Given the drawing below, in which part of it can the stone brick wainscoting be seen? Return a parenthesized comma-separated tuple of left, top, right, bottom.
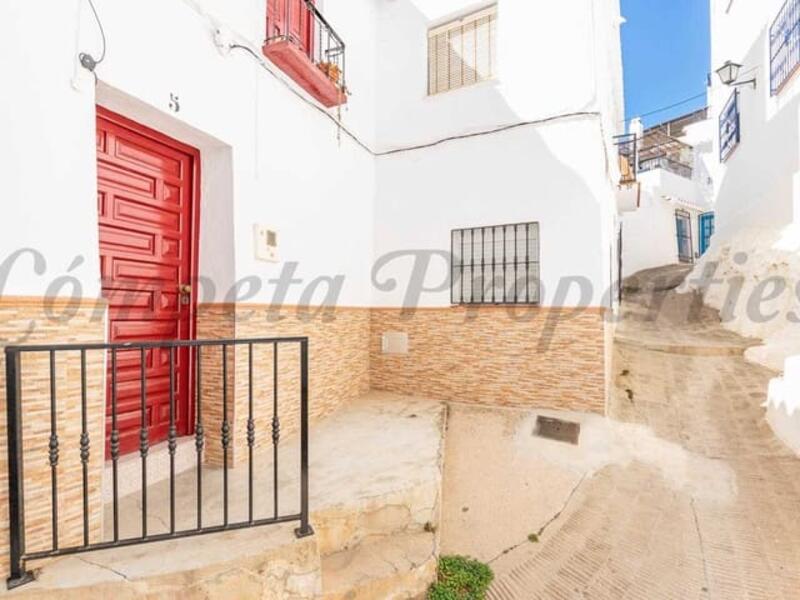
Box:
(196, 304, 371, 467)
(0, 297, 107, 580)
(0, 299, 608, 583)
(370, 306, 608, 414)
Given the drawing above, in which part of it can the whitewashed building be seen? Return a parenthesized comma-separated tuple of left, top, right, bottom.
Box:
(689, 0, 800, 454)
(620, 109, 717, 278)
(0, 0, 625, 593)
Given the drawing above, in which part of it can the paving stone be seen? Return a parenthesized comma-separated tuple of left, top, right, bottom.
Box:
(484, 267, 800, 599)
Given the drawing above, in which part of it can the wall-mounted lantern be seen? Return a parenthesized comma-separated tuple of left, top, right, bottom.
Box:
(715, 60, 756, 89)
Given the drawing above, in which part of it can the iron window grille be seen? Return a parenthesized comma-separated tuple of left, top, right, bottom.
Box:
(719, 89, 740, 162)
(770, 0, 800, 95)
(428, 5, 497, 95)
(451, 222, 540, 305)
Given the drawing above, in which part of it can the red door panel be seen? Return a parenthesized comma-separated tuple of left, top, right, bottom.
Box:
(268, 0, 315, 56)
(97, 107, 199, 457)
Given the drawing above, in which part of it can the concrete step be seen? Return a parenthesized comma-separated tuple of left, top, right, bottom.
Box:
(308, 394, 446, 557)
(321, 532, 437, 600)
(9, 524, 322, 599)
(614, 334, 750, 356)
(312, 477, 440, 557)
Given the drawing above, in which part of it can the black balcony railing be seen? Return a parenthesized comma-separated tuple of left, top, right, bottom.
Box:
(5, 337, 312, 590)
(266, 0, 346, 92)
(638, 154, 693, 179)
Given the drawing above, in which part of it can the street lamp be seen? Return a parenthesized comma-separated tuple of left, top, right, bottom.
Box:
(715, 60, 756, 89)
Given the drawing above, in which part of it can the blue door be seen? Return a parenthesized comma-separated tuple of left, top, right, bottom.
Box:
(699, 212, 715, 256)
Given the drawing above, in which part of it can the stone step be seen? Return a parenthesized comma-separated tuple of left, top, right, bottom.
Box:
(312, 478, 440, 557)
(321, 532, 437, 600)
(615, 334, 750, 356)
(8, 524, 322, 599)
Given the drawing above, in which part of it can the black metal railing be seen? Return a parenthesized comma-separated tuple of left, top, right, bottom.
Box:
(266, 0, 346, 92)
(638, 154, 693, 179)
(719, 89, 740, 162)
(770, 0, 800, 95)
(5, 337, 312, 589)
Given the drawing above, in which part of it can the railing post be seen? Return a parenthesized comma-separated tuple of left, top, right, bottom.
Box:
(285, 0, 290, 40)
(5, 348, 34, 589)
(294, 339, 314, 539)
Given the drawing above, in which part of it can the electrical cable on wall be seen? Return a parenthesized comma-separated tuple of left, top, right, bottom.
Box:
(82, 1, 614, 164)
(229, 42, 602, 158)
(622, 91, 707, 124)
(78, 0, 107, 74)
(71, 0, 720, 163)
(623, 63, 760, 128)
(181, 0, 621, 162)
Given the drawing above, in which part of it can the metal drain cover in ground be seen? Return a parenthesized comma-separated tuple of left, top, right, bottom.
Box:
(535, 415, 580, 445)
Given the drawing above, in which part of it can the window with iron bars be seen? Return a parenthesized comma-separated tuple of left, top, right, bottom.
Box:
(428, 5, 497, 95)
(719, 89, 740, 162)
(770, 0, 800, 95)
(451, 222, 540, 305)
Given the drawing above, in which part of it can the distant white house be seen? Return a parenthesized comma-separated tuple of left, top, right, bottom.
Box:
(619, 109, 716, 278)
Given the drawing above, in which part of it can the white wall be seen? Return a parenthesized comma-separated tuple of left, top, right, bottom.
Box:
(620, 113, 716, 279)
(374, 117, 613, 307)
(0, 0, 377, 305)
(0, 0, 102, 298)
(372, 0, 624, 307)
(621, 190, 706, 278)
(0, 0, 624, 310)
(374, 0, 623, 149)
(709, 0, 800, 240)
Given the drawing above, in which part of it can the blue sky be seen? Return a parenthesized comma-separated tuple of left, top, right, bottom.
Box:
(621, 0, 710, 127)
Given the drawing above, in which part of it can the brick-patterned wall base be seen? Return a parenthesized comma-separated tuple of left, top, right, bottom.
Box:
(0, 298, 607, 580)
(369, 306, 608, 414)
(196, 305, 236, 466)
(197, 305, 371, 466)
(0, 298, 107, 580)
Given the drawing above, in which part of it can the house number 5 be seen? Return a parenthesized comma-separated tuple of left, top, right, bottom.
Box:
(169, 93, 181, 113)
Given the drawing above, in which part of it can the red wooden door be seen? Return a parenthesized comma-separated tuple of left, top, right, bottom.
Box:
(268, 0, 315, 56)
(96, 107, 199, 456)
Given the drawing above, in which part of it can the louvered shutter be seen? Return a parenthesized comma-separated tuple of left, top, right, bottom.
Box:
(428, 5, 497, 95)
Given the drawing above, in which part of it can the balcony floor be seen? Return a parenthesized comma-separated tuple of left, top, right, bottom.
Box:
(263, 40, 346, 108)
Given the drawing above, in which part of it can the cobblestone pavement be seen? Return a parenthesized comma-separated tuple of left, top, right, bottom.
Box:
(487, 266, 800, 599)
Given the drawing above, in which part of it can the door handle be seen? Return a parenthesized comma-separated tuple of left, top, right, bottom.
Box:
(179, 284, 192, 295)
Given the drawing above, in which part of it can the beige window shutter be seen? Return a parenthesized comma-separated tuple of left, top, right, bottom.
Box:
(428, 5, 497, 95)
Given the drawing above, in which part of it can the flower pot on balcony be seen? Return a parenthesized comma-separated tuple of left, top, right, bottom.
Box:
(318, 62, 341, 85)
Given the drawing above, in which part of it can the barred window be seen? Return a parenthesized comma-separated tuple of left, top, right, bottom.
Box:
(770, 0, 800, 95)
(428, 5, 497, 95)
(451, 223, 540, 305)
(719, 89, 740, 162)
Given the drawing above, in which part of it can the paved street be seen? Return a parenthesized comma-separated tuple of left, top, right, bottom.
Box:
(481, 266, 800, 599)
